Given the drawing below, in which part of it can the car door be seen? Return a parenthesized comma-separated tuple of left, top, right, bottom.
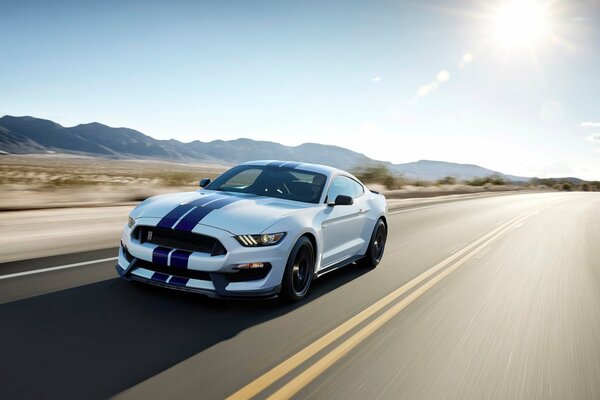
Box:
(320, 176, 369, 268)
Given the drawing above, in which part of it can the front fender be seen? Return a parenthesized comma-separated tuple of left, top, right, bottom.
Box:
(261, 215, 323, 273)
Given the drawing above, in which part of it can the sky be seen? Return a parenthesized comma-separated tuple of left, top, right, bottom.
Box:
(1, 0, 600, 179)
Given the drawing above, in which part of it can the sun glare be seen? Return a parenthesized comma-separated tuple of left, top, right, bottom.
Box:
(493, 1, 550, 48)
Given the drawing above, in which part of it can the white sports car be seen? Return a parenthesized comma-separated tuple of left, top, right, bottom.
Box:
(116, 160, 387, 301)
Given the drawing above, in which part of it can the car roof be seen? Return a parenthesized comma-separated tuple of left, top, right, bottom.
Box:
(239, 160, 347, 177)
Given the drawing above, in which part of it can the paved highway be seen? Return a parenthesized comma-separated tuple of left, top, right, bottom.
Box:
(1, 192, 599, 399)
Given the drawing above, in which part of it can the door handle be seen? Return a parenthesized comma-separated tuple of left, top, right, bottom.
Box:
(358, 208, 369, 214)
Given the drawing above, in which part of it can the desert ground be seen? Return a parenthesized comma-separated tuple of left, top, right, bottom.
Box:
(0, 154, 228, 210)
(0, 154, 532, 210)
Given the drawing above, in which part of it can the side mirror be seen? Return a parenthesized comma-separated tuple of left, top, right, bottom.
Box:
(331, 194, 354, 206)
(199, 178, 212, 188)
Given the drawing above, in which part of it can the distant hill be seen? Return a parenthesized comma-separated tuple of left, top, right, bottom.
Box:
(0, 115, 531, 181)
(388, 160, 526, 181)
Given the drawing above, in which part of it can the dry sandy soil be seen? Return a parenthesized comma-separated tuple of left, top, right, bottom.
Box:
(0, 154, 529, 210)
(0, 154, 228, 210)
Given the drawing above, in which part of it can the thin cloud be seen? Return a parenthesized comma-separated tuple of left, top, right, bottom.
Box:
(372, 76, 381, 83)
(586, 133, 600, 143)
(581, 121, 600, 128)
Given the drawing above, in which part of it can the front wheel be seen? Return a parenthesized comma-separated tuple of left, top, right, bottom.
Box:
(280, 236, 315, 302)
(359, 219, 387, 268)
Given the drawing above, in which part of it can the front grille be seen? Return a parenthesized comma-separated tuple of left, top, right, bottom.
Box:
(133, 226, 227, 256)
(135, 259, 212, 281)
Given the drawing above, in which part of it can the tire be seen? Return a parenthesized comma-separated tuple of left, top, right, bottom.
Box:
(359, 219, 387, 268)
(280, 236, 315, 302)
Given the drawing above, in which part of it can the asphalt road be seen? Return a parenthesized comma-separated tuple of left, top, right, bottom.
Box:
(1, 192, 599, 400)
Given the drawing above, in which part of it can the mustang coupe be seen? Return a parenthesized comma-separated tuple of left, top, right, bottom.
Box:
(116, 160, 387, 301)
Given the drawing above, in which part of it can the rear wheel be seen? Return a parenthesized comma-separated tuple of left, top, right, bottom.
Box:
(359, 219, 387, 268)
(280, 236, 315, 302)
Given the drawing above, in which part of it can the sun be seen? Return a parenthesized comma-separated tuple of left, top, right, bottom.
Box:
(492, 1, 550, 48)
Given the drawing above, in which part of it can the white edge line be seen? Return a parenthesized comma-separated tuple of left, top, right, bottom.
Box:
(389, 202, 458, 214)
(0, 257, 118, 281)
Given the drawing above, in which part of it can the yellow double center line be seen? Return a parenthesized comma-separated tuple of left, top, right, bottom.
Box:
(227, 207, 544, 400)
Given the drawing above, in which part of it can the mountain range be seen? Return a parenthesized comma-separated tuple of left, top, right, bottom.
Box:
(0, 115, 532, 181)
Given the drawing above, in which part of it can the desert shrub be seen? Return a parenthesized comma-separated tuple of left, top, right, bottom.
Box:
(127, 194, 151, 202)
(552, 183, 563, 190)
(561, 182, 572, 191)
(44, 175, 92, 187)
(489, 174, 507, 185)
(464, 174, 506, 186)
(437, 176, 456, 185)
(411, 180, 432, 187)
(353, 164, 402, 189)
(530, 177, 557, 187)
(156, 172, 208, 186)
(464, 177, 486, 186)
(580, 183, 590, 192)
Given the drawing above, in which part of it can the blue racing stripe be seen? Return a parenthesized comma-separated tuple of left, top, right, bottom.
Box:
(281, 161, 301, 169)
(151, 272, 169, 282)
(156, 204, 195, 228)
(152, 246, 171, 266)
(156, 194, 220, 229)
(266, 161, 285, 167)
(170, 250, 192, 268)
(174, 196, 244, 232)
(188, 194, 225, 206)
(169, 276, 189, 286)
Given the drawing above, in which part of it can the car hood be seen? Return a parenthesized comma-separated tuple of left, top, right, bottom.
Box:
(133, 190, 312, 234)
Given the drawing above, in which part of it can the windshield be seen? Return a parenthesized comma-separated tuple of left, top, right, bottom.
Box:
(206, 165, 327, 204)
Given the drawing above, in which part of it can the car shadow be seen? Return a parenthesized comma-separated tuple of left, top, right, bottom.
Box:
(0, 264, 371, 400)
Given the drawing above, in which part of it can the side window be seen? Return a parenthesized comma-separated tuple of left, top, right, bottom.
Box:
(352, 180, 364, 197)
(327, 176, 357, 202)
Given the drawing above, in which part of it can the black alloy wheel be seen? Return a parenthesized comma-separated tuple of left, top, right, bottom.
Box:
(359, 219, 387, 268)
(280, 236, 315, 301)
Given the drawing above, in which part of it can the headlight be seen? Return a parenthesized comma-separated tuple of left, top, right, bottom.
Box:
(235, 232, 286, 247)
(127, 216, 136, 228)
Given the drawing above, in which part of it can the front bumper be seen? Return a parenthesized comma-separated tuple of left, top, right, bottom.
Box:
(116, 220, 288, 298)
(115, 264, 281, 299)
